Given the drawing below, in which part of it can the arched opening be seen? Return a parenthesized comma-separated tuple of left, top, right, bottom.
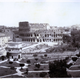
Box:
(37, 39, 39, 42)
(18, 55, 20, 59)
(40, 39, 41, 42)
(43, 39, 44, 42)
(12, 56, 13, 59)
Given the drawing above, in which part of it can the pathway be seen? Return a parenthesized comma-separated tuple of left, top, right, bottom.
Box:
(0, 60, 28, 78)
(28, 70, 49, 73)
(0, 59, 7, 64)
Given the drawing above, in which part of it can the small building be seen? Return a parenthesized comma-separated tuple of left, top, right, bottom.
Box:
(0, 33, 10, 56)
(13, 31, 22, 42)
(5, 27, 19, 41)
(0, 33, 10, 46)
(6, 42, 23, 60)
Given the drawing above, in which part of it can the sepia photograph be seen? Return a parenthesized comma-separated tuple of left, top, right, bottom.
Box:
(0, 0, 80, 78)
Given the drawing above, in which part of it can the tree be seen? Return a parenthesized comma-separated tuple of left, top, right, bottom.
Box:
(26, 68, 28, 74)
(65, 56, 69, 61)
(24, 68, 28, 74)
(35, 63, 40, 69)
(35, 58, 38, 61)
(6, 52, 10, 61)
(27, 60, 31, 64)
(9, 61, 13, 64)
(71, 56, 78, 61)
(1, 56, 5, 61)
(9, 61, 13, 69)
(19, 63, 25, 69)
(76, 52, 80, 57)
(71, 29, 80, 48)
(40, 55, 43, 59)
(44, 54, 47, 57)
(49, 59, 71, 78)
(76, 54, 80, 57)
(33, 54, 37, 57)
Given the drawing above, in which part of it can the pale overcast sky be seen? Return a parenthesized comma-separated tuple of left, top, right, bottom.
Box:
(0, 0, 80, 27)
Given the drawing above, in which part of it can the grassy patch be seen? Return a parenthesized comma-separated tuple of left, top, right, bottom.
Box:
(0, 61, 20, 67)
(4, 75, 24, 78)
(0, 67, 16, 76)
(28, 64, 49, 71)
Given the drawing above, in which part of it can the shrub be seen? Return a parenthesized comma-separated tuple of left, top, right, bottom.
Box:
(9, 61, 13, 64)
(10, 67, 15, 70)
(76, 54, 80, 57)
(24, 68, 28, 74)
(35, 63, 40, 69)
(44, 54, 47, 57)
(40, 72, 47, 77)
(35, 58, 38, 61)
(1, 56, 5, 61)
(27, 60, 31, 64)
(19, 63, 25, 69)
(6, 52, 10, 58)
(9, 61, 13, 69)
(33, 54, 37, 57)
(65, 56, 69, 61)
(71, 56, 78, 61)
(40, 55, 43, 59)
